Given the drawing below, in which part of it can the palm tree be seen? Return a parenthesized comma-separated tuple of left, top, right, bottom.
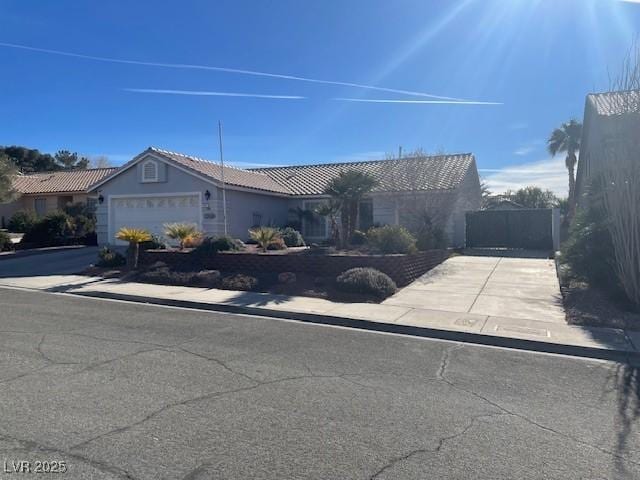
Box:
(115, 227, 152, 270)
(315, 200, 341, 246)
(164, 223, 201, 249)
(324, 170, 378, 248)
(548, 119, 582, 220)
(249, 226, 281, 252)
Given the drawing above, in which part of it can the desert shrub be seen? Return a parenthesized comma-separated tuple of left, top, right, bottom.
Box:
(350, 230, 368, 246)
(193, 235, 243, 256)
(560, 200, 620, 295)
(336, 267, 397, 299)
(182, 233, 203, 248)
(140, 234, 167, 251)
(192, 270, 222, 286)
(221, 273, 258, 291)
(21, 212, 74, 247)
(8, 210, 37, 233)
(416, 226, 448, 251)
(366, 225, 417, 254)
(266, 237, 287, 250)
(280, 227, 305, 247)
(164, 223, 201, 249)
(96, 247, 125, 268)
(249, 226, 282, 251)
(0, 231, 13, 251)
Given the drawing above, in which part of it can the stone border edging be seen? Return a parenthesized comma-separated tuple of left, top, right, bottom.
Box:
(67, 289, 639, 363)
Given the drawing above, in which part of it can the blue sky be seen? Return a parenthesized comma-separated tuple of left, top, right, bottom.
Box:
(1, 0, 639, 195)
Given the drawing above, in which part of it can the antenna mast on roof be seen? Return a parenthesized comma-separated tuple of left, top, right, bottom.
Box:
(218, 121, 228, 236)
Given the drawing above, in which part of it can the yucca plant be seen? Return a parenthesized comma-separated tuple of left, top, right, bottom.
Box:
(115, 227, 152, 270)
(249, 226, 281, 252)
(164, 223, 201, 249)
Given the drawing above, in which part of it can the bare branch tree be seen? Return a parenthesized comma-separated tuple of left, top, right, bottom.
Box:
(380, 148, 457, 238)
(88, 155, 112, 169)
(597, 43, 640, 306)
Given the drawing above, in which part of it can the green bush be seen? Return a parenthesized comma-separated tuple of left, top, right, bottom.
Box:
(138, 262, 221, 287)
(336, 267, 397, 299)
(96, 247, 125, 268)
(560, 201, 620, 294)
(193, 235, 243, 256)
(280, 227, 305, 247)
(416, 226, 448, 251)
(21, 212, 74, 247)
(266, 237, 287, 250)
(8, 210, 37, 233)
(221, 273, 258, 291)
(0, 231, 13, 251)
(366, 225, 417, 254)
(140, 234, 167, 251)
(350, 230, 367, 245)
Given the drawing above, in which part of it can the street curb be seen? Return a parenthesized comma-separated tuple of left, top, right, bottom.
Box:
(67, 289, 640, 363)
(0, 245, 89, 262)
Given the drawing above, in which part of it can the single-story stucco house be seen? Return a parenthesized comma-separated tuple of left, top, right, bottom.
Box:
(86, 147, 481, 247)
(576, 88, 640, 206)
(0, 168, 117, 227)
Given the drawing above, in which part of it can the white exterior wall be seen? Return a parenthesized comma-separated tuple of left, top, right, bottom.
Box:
(448, 162, 482, 247)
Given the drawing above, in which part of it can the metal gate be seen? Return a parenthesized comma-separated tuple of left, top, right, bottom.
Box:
(465, 209, 555, 250)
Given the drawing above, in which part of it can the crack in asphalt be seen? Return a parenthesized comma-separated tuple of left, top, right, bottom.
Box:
(174, 346, 260, 383)
(181, 462, 214, 480)
(436, 345, 640, 468)
(69, 372, 352, 451)
(0, 431, 137, 480)
(369, 412, 507, 479)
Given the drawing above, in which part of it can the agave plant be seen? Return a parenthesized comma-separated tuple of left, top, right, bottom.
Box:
(164, 223, 201, 249)
(115, 227, 152, 270)
(249, 226, 281, 252)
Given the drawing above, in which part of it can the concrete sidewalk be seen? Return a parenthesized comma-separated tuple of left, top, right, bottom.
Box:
(1, 272, 638, 360)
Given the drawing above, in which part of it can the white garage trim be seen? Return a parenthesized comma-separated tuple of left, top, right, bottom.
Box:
(107, 192, 202, 245)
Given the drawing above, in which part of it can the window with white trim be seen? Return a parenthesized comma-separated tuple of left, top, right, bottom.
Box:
(141, 160, 158, 182)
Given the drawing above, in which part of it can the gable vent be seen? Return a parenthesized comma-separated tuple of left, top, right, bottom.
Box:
(142, 160, 158, 182)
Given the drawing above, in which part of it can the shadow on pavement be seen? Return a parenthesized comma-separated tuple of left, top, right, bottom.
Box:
(606, 362, 640, 476)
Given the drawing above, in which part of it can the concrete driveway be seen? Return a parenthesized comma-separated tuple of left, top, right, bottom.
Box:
(384, 254, 566, 324)
(0, 247, 98, 287)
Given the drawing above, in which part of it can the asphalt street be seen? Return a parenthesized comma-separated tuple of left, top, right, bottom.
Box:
(0, 247, 99, 278)
(0, 287, 638, 479)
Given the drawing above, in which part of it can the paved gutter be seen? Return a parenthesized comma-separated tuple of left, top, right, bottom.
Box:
(0, 245, 89, 261)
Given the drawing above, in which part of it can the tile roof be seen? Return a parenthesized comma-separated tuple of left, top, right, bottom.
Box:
(250, 153, 474, 195)
(13, 168, 118, 194)
(587, 89, 640, 116)
(148, 148, 291, 194)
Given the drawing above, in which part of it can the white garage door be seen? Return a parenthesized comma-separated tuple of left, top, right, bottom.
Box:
(110, 194, 201, 245)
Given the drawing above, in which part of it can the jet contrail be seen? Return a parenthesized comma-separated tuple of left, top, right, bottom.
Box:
(334, 97, 502, 105)
(124, 88, 305, 99)
(0, 41, 481, 102)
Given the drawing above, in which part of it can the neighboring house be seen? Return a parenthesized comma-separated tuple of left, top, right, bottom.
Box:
(0, 168, 117, 227)
(89, 147, 481, 247)
(576, 89, 640, 206)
